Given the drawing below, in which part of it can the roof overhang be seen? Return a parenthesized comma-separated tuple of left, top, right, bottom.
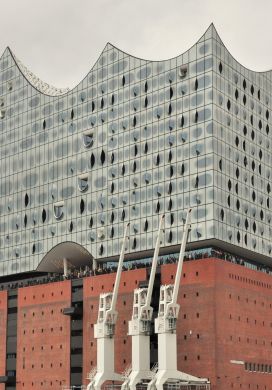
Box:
(36, 242, 93, 273)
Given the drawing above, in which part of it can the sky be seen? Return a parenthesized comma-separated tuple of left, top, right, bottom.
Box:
(0, 0, 271, 89)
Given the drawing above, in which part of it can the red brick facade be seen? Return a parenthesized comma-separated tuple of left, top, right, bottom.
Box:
(161, 259, 272, 390)
(0, 290, 7, 390)
(16, 280, 71, 389)
(0, 258, 270, 389)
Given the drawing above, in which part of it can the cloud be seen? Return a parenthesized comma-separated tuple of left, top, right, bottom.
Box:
(0, 0, 271, 88)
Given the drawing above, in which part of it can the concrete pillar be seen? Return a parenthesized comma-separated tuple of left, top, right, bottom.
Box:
(92, 258, 97, 271)
(63, 258, 68, 278)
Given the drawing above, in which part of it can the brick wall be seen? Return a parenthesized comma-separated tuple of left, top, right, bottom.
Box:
(16, 280, 71, 390)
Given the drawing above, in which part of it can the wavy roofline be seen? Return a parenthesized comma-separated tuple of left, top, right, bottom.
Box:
(2, 23, 271, 98)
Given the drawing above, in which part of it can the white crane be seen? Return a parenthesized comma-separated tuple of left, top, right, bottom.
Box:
(148, 209, 210, 390)
(122, 215, 165, 390)
(87, 224, 130, 390)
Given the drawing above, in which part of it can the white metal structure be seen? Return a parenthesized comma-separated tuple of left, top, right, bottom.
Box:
(86, 224, 130, 390)
(148, 209, 210, 390)
(122, 216, 165, 390)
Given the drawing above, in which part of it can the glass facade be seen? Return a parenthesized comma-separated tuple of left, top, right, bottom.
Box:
(0, 24, 271, 276)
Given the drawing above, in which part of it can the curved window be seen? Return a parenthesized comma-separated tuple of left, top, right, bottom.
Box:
(132, 238, 137, 249)
(80, 199, 85, 214)
(54, 202, 64, 220)
(24, 214, 27, 227)
(227, 195, 231, 207)
(144, 97, 148, 108)
(89, 217, 93, 228)
(144, 142, 148, 154)
(71, 109, 74, 119)
(100, 150, 106, 165)
(144, 81, 148, 93)
(144, 219, 149, 231)
(121, 209, 126, 221)
(83, 132, 94, 148)
(195, 79, 198, 90)
(78, 175, 89, 192)
(219, 62, 223, 73)
(195, 111, 198, 123)
(90, 154, 95, 168)
(42, 209, 46, 223)
(110, 227, 115, 238)
(25, 193, 29, 207)
(245, 219, 249, 230)
(228, 180, 232, 191)
(68, 221, 74, 232)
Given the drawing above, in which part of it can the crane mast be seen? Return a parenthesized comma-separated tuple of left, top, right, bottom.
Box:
(148, 209, 210, 390)
(122, 216, 164, 390)
(87, 224, 130, 390)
